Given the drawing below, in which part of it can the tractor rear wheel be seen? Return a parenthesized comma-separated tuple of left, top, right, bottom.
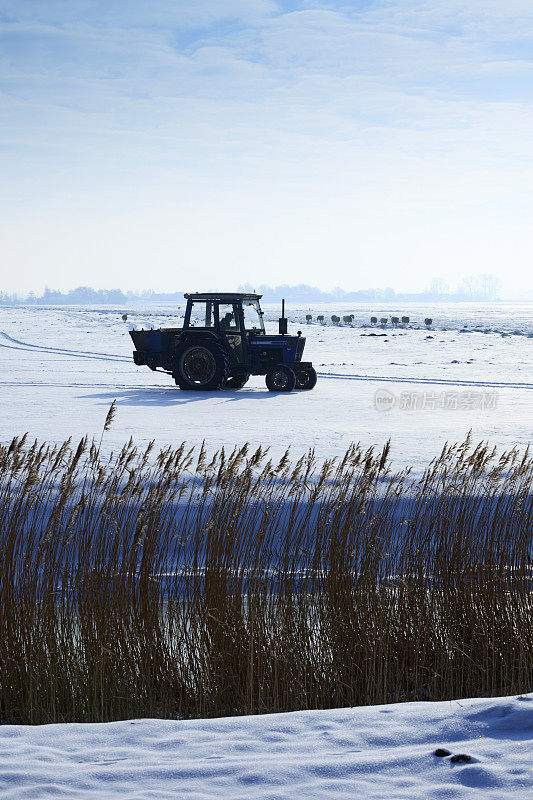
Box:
(224, 373, 250, 390)
(265, 365, 296, 392)
(173, 340, 229, 390)
(295, 367, 317, 390)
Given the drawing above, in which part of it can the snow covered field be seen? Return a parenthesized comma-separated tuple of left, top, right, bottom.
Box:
(0, 302, 531, 469)
(1, 304, 531, 798)
(0, 694, 531, 799)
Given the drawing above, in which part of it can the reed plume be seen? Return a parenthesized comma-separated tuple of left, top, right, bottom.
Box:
(0, 433, 531, 724)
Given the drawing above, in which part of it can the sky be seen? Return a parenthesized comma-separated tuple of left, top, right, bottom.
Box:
(1, 1, 533, 296)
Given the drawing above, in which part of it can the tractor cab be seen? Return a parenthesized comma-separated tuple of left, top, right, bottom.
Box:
(184, 293, 265, 337)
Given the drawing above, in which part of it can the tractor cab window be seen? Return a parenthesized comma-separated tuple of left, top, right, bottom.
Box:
(189, 300, 214, 328)
(242, 300, 265, 333)
(217, 303, 241, 332)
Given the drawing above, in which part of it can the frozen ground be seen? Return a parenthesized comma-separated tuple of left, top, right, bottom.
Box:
(0, 302, 531, 469)
(1, 307, 531, 799)
(0, 694, 531, 799)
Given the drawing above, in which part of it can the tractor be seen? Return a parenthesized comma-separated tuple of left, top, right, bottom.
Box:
(129, 292, 317, 392)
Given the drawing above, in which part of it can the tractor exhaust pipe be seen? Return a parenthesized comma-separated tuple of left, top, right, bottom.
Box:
(279, 298, 288, 335)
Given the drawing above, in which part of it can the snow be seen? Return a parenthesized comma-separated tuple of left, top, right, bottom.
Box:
(0, 694, 531, 799)
(1, 304, 531, 797)
(0, 302, 531, 469)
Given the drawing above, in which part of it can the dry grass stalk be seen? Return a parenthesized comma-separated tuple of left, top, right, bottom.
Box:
(0, 433, 531, 724)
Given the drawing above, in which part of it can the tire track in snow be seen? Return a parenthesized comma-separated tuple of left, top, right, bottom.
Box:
(1, 375, 532, 392)
(0, 332, 130, 363)
(1, 333, 531, 391)
(317, 371, 533, 390)
(0, 382, 165, 389)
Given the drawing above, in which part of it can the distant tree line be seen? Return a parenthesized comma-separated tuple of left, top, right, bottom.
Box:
(0, 275, 504, 305)
(237, 274, 503, 302)
(0, 286, 185, 305)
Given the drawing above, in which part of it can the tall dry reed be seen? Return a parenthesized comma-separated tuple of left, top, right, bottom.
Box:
(0, 428, 531, 724)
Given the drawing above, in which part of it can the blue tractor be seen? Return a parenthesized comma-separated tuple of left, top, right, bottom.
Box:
(129, 293, 317, 392)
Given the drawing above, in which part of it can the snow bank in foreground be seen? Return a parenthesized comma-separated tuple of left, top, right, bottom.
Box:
(0, 695, 531, 799)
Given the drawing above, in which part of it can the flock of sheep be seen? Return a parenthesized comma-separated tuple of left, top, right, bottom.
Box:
(304, 314, 434, 328)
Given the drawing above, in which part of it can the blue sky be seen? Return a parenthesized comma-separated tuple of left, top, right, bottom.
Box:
(1, 1, 533, 294)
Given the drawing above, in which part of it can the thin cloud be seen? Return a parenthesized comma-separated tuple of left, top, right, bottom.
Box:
(0, 1, 532, 292)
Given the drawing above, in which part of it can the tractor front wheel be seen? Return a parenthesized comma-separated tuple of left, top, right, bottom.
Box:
(265, 365, 296, 392)
(295, 367, 317, 390)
